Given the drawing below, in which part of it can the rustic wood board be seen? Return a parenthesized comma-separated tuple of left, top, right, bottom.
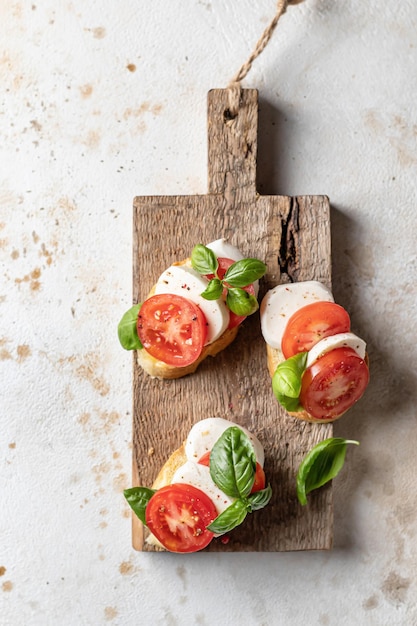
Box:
(131, 89, 333, 552)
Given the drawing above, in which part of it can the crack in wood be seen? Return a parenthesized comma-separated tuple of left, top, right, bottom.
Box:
(278, 196, 300, 282)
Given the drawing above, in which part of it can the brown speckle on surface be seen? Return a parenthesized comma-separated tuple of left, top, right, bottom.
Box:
(126, 63, 136, 72)
(17, 344, 31, 361)
(15, 267, 42, 291)
(8, 443, 16, 449)
(91, 27, 106, 39)
(75, 354, 110, 396)
(11, 249, 19, 259)
(2, 581, 13, 592)
(0, 348, 12, 361)
(119, 561, 134, 575)
(381, 571, 410, 605)
(104, 606, 118, 621)
(79, 84, 93, 98)
(113, 473, 128, 492)
(0, 567, 6, 576)
(363, 594, 379, 610)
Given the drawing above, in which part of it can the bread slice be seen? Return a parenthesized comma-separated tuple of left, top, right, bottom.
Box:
(136, 259, 240, 379)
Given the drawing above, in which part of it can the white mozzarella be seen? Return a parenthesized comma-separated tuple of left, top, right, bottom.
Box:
(206, 239, 259, 297)
(206, 238, 244, 262)
(306, 332, 367, 368)
(171, 461, 235, 516)
(154, 264, 229, 344)
(260, 281, 334, 349)
(184, 417, 265, 467)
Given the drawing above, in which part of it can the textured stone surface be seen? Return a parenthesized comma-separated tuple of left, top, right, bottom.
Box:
(1, 1, 416, 624)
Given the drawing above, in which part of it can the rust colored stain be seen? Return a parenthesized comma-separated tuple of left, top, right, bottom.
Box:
(91, 27, 106, 39)
(17, 344, 31, 361)
(15, 267, 41, 291)
(2, 581, 13, 592)
(0, 349, 12, 361)
(119, 561, 134, 575)
(0, 567, 5, 576)
(75, 354, 110, 396)
(104, 607, 118, 621)
(126, 63, 136, 72)
(8, 443, 16, 449)
(80, 84, 93, 98)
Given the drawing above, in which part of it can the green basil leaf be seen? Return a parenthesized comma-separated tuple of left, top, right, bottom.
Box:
(207, 498, 248, 534)
(247, 484, 273, 511)
(272, 352, 307, 410)
(117, 304, 143, 350)
(275, 392, 303, 412)
(191, 244, 218, 275)
(226, 288, 259, 316)
(200, 278, 223, 301)
(224, 258, 267, 288)
(123, 486, 156, 525)
(296, 438, 359, 505)
(210, 427, 257, 499)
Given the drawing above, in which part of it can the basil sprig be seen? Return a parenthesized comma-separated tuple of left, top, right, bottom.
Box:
(190, 244, 266, 317)
(272, 352, 308, 411)
(117, 304, 143, 350)
(124, 486, 156, 524)
(207, 427, 272, 534)
(296, 438, 359, 505)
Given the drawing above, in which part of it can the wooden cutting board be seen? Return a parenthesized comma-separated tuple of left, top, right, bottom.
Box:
(131, 88, 333, 552)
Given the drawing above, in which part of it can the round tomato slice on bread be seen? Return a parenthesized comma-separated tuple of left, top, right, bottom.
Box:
(300, 347, 369, 420)
(198, 452, 265, 494)
(137, 294, 207, 367)
(205, 257, 256, 328)
(145, 484, 217, 553)
(282, 301, 351, 359)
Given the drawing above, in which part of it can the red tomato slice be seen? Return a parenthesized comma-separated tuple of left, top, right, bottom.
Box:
(300, 347, 369, 420)
(145, 484, 217, 553)
(198, 452, 265, 494)
(282, 301, 351, 359)
(205, 257, 256, 328)
(137, 294, 207, 367)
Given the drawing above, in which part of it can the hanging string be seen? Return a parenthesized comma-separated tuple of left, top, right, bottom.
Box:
(227, 0, 303, 116)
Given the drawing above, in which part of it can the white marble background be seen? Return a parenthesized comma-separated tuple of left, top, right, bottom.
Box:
(1, 1, 416, 624)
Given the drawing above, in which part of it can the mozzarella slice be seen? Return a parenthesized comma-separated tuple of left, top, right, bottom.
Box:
(206, 239, 259, 297)
(184, 417, 265, 467)
(171, 460, 235, 516)
(154, 264, 229, 344)
(260, 281, 334, 349)
(306, 332, 367, 368)
(206, 238, 244, 262)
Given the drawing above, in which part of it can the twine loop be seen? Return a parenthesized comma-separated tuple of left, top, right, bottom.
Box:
(227, 0, 303, 117)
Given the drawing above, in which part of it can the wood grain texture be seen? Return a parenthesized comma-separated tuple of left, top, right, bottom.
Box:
(131, 89, 333, 552)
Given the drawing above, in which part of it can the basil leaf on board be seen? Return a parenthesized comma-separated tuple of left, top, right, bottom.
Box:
(190, 244, 218, 275)
(117, 304, 143, 350)
(200, 278, 223, 301)
(207, 498, 248, 534)
(247, 484, 273, 511)
(296, 438, 359, 505)
(209, 427, 257, 499)
(226, 288, 259, 316)
(272, 352, 308, 410)
(123, 486, 156, 525)
(223, 258, 267, 288)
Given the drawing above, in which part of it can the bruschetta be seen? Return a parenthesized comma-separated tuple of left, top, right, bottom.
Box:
(118, 239, 266, 379)
(260, 281, 369, 423)
(124, 417, 272, 553)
